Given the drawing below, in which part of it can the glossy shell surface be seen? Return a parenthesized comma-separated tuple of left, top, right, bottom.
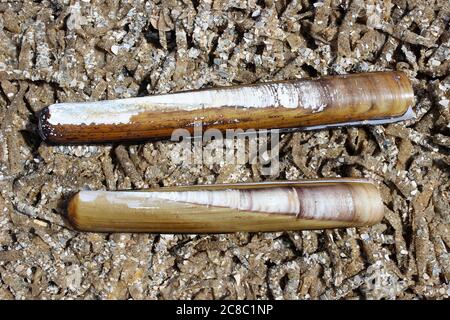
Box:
(39, 71, 414, 143)
(67, 179, 385, 233)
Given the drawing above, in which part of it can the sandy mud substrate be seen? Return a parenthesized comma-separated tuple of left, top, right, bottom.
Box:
(0, 1, 448, 299)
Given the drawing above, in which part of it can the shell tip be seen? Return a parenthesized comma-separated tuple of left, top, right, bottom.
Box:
(66, 192, 82, 231)
(37, 107, 52, 142)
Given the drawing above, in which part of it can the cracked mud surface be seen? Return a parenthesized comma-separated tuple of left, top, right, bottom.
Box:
(0, 0, 449, 299)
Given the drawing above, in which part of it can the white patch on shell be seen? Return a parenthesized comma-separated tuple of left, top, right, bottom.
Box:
(78, 188, 300, 214)
(47, 81, 327, 126)
(297, 82, 327, 112)
(78, 191, 99, 202)
(148, 188, 301, 214)
(47, 102, 148, 126)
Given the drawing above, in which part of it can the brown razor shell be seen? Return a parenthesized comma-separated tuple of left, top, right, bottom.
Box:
(39, 71, 414, 143)
(67, 179, 385, 233)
